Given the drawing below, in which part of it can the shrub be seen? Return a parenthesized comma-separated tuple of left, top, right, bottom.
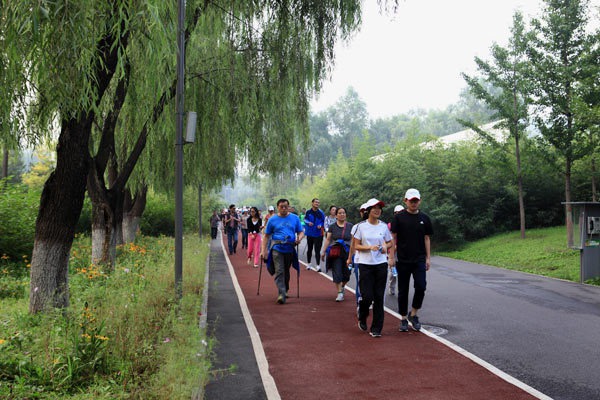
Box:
(0, 182, 39, 259)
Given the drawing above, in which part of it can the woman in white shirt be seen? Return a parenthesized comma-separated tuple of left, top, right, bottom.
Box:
(352, 198, 394, 338)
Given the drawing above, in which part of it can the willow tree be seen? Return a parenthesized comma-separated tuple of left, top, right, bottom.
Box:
(462, 11, 532, 239)
(86, 0, 367, 267)
(2, 0, 375, 312)
(528, 0, 592, 246)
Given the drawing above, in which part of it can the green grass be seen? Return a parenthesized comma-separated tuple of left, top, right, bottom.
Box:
(0, 235, 211, 399)
(437, 226, 587, 283)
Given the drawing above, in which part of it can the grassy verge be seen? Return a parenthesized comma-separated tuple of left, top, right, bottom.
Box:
(0, 235, 211, 399)
(436, 226, 591, 283)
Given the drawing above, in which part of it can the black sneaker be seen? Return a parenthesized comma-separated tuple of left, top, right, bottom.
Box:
(369, 331, 381, 338)
(358, 320, 367, 332)
(276, 294, 286, 304)
(399, 319, 408, 332)
(407, 314, 421, 331)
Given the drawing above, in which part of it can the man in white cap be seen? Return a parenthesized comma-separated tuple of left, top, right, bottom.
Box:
(390, 189, 433, 332)
(263, 205, 275, 231)
(387, 205, 405, 296)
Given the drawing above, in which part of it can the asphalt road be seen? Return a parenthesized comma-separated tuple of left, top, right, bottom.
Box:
(297, 240, 600, 400)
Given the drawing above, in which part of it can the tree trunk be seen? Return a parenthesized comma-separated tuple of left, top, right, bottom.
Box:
(592, 156, 597, 202)
(122, 186, 147, 243)
(29, 116, 92, 313)
(2, 147, 8, 179)
(515, 134, 526, 239)
(90, 198, 118, 269)
(565, 159, 573, 248)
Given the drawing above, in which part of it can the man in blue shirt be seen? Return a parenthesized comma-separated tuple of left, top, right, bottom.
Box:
(261, 199, 304, 304)
(304, 198, 326, 272)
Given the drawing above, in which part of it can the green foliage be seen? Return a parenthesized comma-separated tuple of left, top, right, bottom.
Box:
(298, 133, 566, 244)
(141, 193, 176, 237)
(0, 235, 210, 398)
(0, 181, 39, 259)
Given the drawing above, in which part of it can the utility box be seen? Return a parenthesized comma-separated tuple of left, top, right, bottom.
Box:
(564, 202, 600, 282)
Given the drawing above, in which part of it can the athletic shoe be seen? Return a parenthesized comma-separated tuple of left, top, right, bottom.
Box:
(335, 292, 344, 302)
(276, 294, 285, 304)
(407, 314, 421, 331)
(399, 319, 409, 332)
(247, 258, 251, 265)
(253, 264, 259, 268)
(306, 263, 312, 270)
(388, 287, 395, 296)
(358, 320, 367, 332)
(315, 266, 322, 272)
(369, 331, 382, 338)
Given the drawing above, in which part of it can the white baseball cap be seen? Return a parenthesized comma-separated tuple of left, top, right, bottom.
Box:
(268, 205, 275, 211)
(363, 198, 385, 209)
(359, 203, 368, 211)
(404, 188, 421, 200)
(394, 205, 404, 213)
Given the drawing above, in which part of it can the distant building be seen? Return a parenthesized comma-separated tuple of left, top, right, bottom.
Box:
(421, 120, 508, 149)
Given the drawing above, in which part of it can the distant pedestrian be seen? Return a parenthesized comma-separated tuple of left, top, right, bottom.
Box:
(263, 205, 275, 231)
(247, 207, 262, 268)
(261, 199, 304, 304)
(387, 205, 404, 295)
(299, 208, 306, 231)
(210, 210, 220, 239)
(224, 204, 241, 255)
(324, 205, 337, 232)
(240, 209, 249, 249)
(321, 207, 353, 302)
(390, 189, 433, 332)
(304, 198, 325, 272)
(353, 198, 394, 338)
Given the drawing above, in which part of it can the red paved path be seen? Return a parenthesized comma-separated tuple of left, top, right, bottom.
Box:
(225, 240, 538, 400)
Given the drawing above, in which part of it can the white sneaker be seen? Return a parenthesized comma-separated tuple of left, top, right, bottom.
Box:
(315, 265, 322, 272)
(247, 258, 251, 265)
(306, 263, 312, 270)
(335, 292, 344, 302)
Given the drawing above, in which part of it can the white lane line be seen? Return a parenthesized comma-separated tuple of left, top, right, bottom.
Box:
(219, 236, 281, 400)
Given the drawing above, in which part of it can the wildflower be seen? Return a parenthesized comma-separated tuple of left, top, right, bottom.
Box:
(123, 268, 130, 273)
(163, 337, 171, 343)
(94, 335, 109, 341)
(0, 339, 6, 345)
(1, 254, 9, 260)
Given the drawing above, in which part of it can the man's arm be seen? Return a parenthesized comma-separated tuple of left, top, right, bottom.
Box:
(261, 233, 271, 260)
(424, 235, 431, 271)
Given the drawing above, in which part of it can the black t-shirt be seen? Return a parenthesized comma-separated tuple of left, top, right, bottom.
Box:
(391, 211, 433, 264)
(328, 222, 353, 246)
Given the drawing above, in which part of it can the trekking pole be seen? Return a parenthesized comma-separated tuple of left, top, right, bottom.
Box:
(296, 243, 300, 298)
(257, 255, 263, 295)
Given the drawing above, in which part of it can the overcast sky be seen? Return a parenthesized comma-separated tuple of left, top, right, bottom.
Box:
(310, 0, 554, 119)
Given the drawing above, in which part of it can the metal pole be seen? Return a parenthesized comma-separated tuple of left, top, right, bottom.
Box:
(198, 183, 202, 238)
(175, 0, 185, 300)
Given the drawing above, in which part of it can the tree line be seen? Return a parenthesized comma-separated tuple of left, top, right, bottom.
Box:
(262, 0, 599, 245)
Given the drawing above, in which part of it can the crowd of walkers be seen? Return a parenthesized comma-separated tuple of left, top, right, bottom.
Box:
(210, 188, 433, 338)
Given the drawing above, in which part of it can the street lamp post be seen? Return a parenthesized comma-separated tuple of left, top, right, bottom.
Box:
(175, 0, 185, 300)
